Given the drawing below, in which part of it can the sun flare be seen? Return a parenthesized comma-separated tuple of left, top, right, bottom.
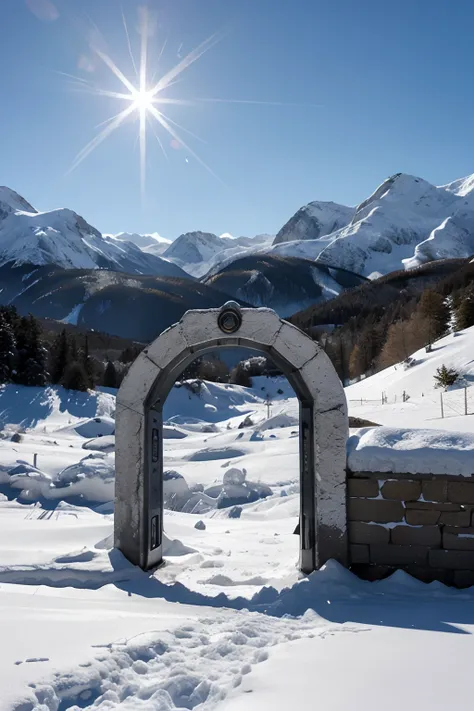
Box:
(131, 88, 154, 112)
(66, 7, 223, 195)
(65, 7, 299, 196)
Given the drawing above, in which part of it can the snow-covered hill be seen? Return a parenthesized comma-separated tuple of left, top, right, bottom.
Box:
(346, 324, 474, 431)
(269, 173, 474, 278)
(0, 188, 185, 277)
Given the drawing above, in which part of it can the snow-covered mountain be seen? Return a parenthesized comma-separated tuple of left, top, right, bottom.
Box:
(108, 231, 171, 255)
(273, 201, 355, 245)
(269, 173, 474, 278)
(163, 231, 273, 278)
(0, 188, 187, 278)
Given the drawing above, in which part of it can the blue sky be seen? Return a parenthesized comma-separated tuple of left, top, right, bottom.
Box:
(2, 0, 474, 239)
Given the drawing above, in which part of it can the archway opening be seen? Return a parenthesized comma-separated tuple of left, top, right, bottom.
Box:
(158, 348, 301, 588)
(115, 304, 348, 576)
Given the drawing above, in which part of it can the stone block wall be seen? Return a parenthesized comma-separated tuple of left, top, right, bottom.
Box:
(347, 473, 474, 587)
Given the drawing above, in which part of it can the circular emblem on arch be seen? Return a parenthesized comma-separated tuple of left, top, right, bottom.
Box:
(217, 301, 242, 334)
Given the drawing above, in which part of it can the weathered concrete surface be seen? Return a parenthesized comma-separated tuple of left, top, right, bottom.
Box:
(115, 305, 348, 573)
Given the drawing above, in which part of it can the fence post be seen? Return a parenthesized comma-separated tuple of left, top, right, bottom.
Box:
(465, 387, 468, 416)
(440, 392, 444, 419)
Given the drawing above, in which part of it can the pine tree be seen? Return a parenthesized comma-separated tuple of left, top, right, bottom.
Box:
(119, 344, 142, 364)
(180, 356, 202, 381)
(455, 285, 474, 331)
(0, 315, 16, 384)
(103, 360, 119, 388)
(15, 315, 47, 386)
(433, 364, 459, 389)
(80, 335, 95, 389)
(416, 289, 449, 345)
(62, 361, 90, 391)
(49, 329, 69, 385)
(68, 334, 78, 362)
(230, 363, 252, 387)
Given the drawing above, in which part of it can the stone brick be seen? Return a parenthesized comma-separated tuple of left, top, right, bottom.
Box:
(405, 502, 462, 512)
(453, 570, 474, 588)
(445, 526, 474, 536)
(349, 522, 390, 544)
(403, 565, 451, 585)
(429, 549, 474, 570)
(350, 544, 370, 564)
(350, 564, 393, 581)
(405, 509, 440, 525)
(443, 532, 474, 551)
(439, 510, 471, 526)
(381, 480, 421, 501)
(370, 544, 429, 566)
(391, 526, 441, 547)
(347, 478, 379, 498)
(422, 480, 448, 502)
(348, 499, 405, 523)
(448, 482, 474, 504)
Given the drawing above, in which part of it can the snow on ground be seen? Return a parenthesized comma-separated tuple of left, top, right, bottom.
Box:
(348, 426, 474, 475)
(346, 324, 474, 432)
(1, 329, 474, 709)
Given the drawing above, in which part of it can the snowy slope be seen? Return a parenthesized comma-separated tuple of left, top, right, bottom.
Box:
(269, 173, 474, 278)
(0, 187, 185, 277)
(163, 231, 225, 275)
(163, 232, 274, 278)
(346, 325, 474, 432)
(273, 201, 355, 245)
(1, 361, 474, 708)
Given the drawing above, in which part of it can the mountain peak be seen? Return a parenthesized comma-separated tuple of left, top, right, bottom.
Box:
(273, 200, 354, 245)
(0, 186, 189, 278)
(0, 186, 37, 217)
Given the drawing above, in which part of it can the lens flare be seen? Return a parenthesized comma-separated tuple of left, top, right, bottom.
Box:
(66, 7, 318, 196)
(67, 7, 222, 196)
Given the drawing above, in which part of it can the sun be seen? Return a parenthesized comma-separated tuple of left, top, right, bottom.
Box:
(131, 88, 154, 113)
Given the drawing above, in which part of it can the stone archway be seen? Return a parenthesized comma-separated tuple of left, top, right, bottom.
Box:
(115, 303, 348, 574)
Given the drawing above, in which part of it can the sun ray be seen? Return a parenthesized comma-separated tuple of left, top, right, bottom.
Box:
(76, 87, 133, 101)
(152, 97, 195, 107)
(68, 103, 135, 173)
(139, 107, 147, 199)
(54, 70, 93, 87)
(148, 105, 225, 185)
(149, 120, 169, 162)
(195, 98, 323, 107)
(93, 47, 137, 95)
(150, 31, 223, 97)
(121, 6, 139, 80)
(155, 109, 206, 144)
